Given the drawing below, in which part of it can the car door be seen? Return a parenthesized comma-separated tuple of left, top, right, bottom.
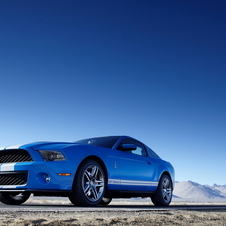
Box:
(117, 138, 157, 192)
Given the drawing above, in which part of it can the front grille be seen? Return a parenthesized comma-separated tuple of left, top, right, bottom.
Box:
(0, 149, 33, 163)
(0, 171, 28, 185)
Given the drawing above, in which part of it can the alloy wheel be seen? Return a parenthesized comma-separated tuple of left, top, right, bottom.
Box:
(82, 164, 105, 202)
(162, 177, 172, 202)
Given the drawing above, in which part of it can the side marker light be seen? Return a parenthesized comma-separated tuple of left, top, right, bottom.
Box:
(58, 173, 71, 176)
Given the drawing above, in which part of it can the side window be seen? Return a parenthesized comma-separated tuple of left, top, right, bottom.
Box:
(146, 146, 160, 158)
(117, 138, 147, 157)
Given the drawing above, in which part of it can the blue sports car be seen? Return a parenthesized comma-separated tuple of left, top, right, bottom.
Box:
(0, 136, 175, 206)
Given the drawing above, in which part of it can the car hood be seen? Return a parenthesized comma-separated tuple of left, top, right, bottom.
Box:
(2, 141, 78, 151)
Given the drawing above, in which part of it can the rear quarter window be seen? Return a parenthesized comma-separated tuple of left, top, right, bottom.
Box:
(146, 146, 160, 158)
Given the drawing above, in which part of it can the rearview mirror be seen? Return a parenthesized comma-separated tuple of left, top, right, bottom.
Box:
(121, 144, 137, 151)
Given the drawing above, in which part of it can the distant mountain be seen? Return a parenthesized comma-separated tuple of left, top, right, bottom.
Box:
(211, 184, 226, 196)
(173, 181, 226, 202)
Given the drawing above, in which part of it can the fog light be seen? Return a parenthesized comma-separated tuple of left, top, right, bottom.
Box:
(36, 173, 51, 184)
(44, 174, 51, 183)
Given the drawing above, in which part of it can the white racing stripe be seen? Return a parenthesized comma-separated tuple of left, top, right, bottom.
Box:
(121, 180, 153, 186)
(0, 185, 17, 189)
(5, 143, 27, 149)
(108, 179, 120, 185)
(108, 179, 158, 187)
(0, 143, 27, 150)
(0, 163, 16, 171)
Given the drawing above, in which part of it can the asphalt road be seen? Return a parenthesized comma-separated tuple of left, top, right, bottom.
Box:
(1, 203, 226, 211)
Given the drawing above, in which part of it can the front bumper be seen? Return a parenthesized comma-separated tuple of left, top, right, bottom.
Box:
(0, 161, 75, 191)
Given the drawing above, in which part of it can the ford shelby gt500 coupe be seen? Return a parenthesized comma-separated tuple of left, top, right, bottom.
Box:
(0, 136, 174, 206)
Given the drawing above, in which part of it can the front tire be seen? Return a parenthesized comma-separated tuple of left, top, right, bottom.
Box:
(151, 174, 172, 206)
(69, 160, 106, 207)
(98, 197, 112, 206)
(0, 192, 30, 205)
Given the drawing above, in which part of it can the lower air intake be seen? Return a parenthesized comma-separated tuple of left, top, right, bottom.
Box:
(0, 171, 28, 185)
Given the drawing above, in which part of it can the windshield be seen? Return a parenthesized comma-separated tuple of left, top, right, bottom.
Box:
(75, 136, 120, 149)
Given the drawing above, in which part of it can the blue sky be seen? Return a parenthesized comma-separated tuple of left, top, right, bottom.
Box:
(0, 0, 225, 185)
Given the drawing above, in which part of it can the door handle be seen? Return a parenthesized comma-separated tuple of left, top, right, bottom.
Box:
(147, 161, 152, 164)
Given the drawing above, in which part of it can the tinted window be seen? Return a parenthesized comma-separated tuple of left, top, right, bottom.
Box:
(117, 138, 147, 157)
(75, 136, 120, 149)
(146, 146, 160, 158)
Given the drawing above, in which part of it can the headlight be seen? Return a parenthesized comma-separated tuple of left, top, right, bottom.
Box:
(38, 150, 66, 161)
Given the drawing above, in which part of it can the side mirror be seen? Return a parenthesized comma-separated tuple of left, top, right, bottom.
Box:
(121, 144, 137, 151)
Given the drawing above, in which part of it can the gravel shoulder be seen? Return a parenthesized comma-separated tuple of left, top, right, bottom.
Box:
(1, 208, 226, 226)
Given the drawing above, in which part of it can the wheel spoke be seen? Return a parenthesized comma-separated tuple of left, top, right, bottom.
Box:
(84, 170, 91, 181)
(163, 188, 172, 201)
(162, 178, 169, 188)
(94, 179, 104, 187)
(9, 193, 24, 201)
(92, 187, 98, 200)
(83, 183, 91, 195)
(90, 166, 98, 178)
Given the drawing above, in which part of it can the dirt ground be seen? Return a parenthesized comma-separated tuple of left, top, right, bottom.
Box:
(0, 208, 226, 226)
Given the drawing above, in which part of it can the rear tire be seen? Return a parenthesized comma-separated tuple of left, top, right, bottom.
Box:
(69, 160, 106, 207)
(0, 192, 30, 205)
(151, 175, 172, 206)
